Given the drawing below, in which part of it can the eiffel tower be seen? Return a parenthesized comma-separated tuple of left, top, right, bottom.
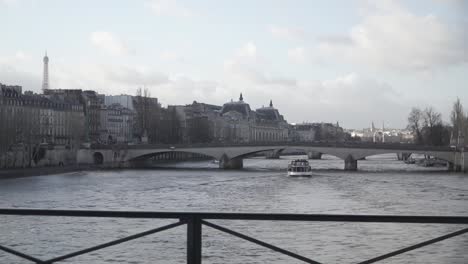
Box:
(42, 51, 49, 91)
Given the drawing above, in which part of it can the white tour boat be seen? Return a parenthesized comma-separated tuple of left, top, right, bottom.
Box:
(287, 159, 312, 177)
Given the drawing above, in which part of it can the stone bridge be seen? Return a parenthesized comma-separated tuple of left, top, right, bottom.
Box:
(77, 143, 467, 171)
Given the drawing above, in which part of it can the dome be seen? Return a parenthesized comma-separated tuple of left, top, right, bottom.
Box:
(220, 93, 251, 118)
(256, 100, 282, 121)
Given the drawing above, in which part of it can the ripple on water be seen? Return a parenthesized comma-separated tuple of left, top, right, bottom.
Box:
(0, 154, 467, 263)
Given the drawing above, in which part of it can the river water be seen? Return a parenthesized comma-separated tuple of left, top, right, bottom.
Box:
(0, 154, 467, 264)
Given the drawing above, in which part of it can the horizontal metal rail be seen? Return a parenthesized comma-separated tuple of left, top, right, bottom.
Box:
(1, 209, 468, 223)
(0, 209, 467, 264)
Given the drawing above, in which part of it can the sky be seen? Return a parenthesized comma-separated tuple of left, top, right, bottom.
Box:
(0, 0, 467, 129)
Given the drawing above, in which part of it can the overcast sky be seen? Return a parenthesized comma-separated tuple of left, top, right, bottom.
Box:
(1, 0, 467, 128)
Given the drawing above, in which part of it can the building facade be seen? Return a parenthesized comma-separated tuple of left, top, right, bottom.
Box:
(0, 84, 85, 156)
(43, 89, 100, 143)
(132, 95, 161, 143)
(99, 103, 135, 144)
(171, 94, 289, 144)
(104, 95, 135, 110)
(218, 95, 289, 143)
(290, 122, 345, 142)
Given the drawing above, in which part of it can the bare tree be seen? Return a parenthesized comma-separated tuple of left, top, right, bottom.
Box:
(450, 98, 465, 138)
(134, 87, 161, 143)
(423, 107, 442, 128)
(407, 107, 423, 144)
(422, 107, 445, 146)
(135, 87, 148, 141)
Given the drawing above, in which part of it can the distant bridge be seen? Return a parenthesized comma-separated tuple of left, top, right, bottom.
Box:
(77, 142, 467, 171)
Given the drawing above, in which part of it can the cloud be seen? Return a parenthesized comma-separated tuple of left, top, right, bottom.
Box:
(0, 49, 416, 128)
(223, 42, 296, 86)
(0, 50, 414, 128)
(146, 0, 193, 18)
(219, 43, 407, 127)
(268, 25, 305, 40)
(0, 0, 18, 6)
(90, 31, 131, 56)
(154, 78, 225, 105)
(432, 0, 467, 6)
(223, 42, 265, 80)
(29, 61, 170, 95)
(287, 47, 308, 64)
(253, 73, 407, 127)
(0, 51, 41, 91)
(102, 65, 169, 87)
(218, 69, 408, 127)
(293, 0, 468, 72)
(223, 42, 263, 69)
(235, 42, 258, 59)
(317, 35, 353, 46)
(227, 67, 297, 87)
(159, 50, 184, 62)
(0, 64, 41, 91)
(14, 51, 29, 60)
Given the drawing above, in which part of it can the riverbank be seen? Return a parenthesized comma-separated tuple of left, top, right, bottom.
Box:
(0, 165, 95, 179)
(0, 159, 215, 179)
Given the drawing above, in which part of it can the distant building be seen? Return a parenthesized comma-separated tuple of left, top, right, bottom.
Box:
(43, 89, 102, 143)
(349, 122, 415, 143)
(290, 123, 317, 142)
(132, 95, 161, 143)
(176, 101, 223, 143)
(97, 93, 169, 144)
(81, 90, 102, 142)
(104, 95, 134, 110)
(0, 83, 85, 152)
(250, 99, 289, 142)
(290, 122, 344, 142)
(168, 94, 289, 144)
(99, 103, 134, 143)
(211, 94, 289, 143)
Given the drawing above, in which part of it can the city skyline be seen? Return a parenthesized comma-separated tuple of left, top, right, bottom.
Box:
(1, 0, 467, 129)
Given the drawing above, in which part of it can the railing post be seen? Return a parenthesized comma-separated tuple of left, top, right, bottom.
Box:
(187, 216, 202, 264)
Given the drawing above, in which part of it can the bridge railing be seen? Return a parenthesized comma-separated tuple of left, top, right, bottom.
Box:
(1, 209, 467, 264)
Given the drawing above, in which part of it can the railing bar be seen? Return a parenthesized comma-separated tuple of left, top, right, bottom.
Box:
(202, 220, 322, 264)
(44, 221, 185, 263)
(357, 227, 468, 264)
(0, 244, 45, 263)
(1, 209, 468, 224)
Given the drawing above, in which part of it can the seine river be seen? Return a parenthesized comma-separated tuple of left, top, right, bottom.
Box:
(0, 154, 467, 264)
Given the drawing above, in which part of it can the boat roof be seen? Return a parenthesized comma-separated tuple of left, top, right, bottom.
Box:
(290, 159, 310, 166)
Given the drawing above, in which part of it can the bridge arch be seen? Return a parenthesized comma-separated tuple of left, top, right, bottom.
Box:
(129, 150, 217, 162)
(285, 147, 349, 160)
(351, 150, 454, 164)
(93, 152, 104, 165)
(231, 148, 284, 160)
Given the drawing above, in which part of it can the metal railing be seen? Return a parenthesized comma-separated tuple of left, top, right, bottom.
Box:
(1, 209, 467, 264)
